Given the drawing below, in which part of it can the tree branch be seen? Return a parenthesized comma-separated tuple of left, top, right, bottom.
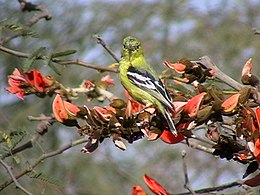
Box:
(0, 1, 52, 45)
(54, 59, 118, 73)
(1, 115, 55, 159)
(0, 45, 117, 73)
(0, 159, 32, 195)
(93, 34, 120, 63)
(173, 180, 242, 195)
(252, 28, 260, 35)
(0, 137, 89, 191)
(195, 56, 243, 91)
(183, 141, 214, 154)
(0, 45, 30, 58)
(181, 150, 196, 195)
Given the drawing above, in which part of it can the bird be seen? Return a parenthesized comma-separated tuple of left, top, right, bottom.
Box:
(119, 36, 177, 135)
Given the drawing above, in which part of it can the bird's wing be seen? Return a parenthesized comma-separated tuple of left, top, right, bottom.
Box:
(127, 66, 173, 109)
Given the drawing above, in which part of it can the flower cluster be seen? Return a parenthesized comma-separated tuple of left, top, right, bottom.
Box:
(6, 57, 260, 182)
(6, 68, 56, 99)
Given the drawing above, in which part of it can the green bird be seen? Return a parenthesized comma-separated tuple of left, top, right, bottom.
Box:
(119, 36, 177, 135)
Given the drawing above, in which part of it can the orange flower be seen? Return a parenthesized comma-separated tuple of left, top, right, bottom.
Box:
(143, 174, 169, 195)
(52, 94, 80, 123)
(125, 91, 144, 118)
(183, 92, 206, 117)
(101, 75, 115, 87)
(164, 60, 186, 74)
(93, 106, 114, 122)
(132, 186, 148, 195)
(160, 130, 185, 144)
(6, 68, 54, 99)
(221, 94, 240, 113)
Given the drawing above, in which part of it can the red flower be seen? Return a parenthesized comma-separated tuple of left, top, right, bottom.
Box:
(143, 174, 169, 195)
(82, 80, 95, 89)
(125, 91, 144, 118)
(164, 60, 186, 74)
(93, 106, 115, 122)
(160, 130, 185, 144)
(6, 68, 54, 99)
(6, 69, 28, 99)
(132, 186, 148, 195)
(52, 94, 80, 122)
(221, 94, 240, 113)
(101, 75, 115, 87)
(183, 92, 206, 117)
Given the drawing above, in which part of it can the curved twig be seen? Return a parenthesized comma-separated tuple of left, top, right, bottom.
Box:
(0, 137, 89, 191)
(0, 159, 32, 195)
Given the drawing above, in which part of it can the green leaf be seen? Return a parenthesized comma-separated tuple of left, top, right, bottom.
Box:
(51, 49, 77, 58)
(47, 59, 61, 75)
(23, 47, 47, 72)
(28, 171, 63, 187)
(3, 23, 39, 38)
(0, 130, 27, 149)
(0, 129, 27, 160)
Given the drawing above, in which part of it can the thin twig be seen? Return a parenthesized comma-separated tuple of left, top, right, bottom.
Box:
(182, 141, 214, 154)
(0, 45, 117, 73)
(190, 134, 215, 146)
(1, 115, 55, 159)
(181, 151, 196, 195)
(0, 137, 89, 191)
(0, 159, 32, 195)
(173, 180, 242, 195)
(55, 59, 118, 73)
(93, 34, 120, 63)
(97, 87, 119, 101)
(0, 1, 52, 45)
(0, 45, 30, 58)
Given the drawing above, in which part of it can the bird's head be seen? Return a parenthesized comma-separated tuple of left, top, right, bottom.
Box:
(121, 36, 143, 58)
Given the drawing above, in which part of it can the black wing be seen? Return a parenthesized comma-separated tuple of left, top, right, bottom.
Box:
(127, 66, 173, 109)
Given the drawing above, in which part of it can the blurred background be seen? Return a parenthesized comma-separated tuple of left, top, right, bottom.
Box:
(0, 0, 260, 194)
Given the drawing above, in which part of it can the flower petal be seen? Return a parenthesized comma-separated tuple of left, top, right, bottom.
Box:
(143, 174, 168, 195)
(241, 58, 253, 77)
(52, 94, 68, 122)
(221, 94, 240, 113)
(256, 107, 260, 132)
(164, 60, 186, 74)
(63, 101, 80, 117)
(132, 186, 148, 195)
(183, 92, 206, 117)
(160, 131, 185, 144)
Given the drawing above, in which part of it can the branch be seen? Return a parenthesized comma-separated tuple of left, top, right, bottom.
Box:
(0, 45, 117, 73)
(54, 59, 118, 73)
(252, 28, 260, 35)
(97, 87, 119, 101)
(190, 134, 215, 146)
(0, 137, 89, 191)
(181, 150, 196, 195)
(0, 45, 30, 58)
(93, 34, 120, 63)
(0, 159, 32, 195)
(0, 1, 52, 45)
(195, 56, 243, 91)
(173, 180, 242, 195)
(1, 114, 55, 159)
(183, 141, 214, 154)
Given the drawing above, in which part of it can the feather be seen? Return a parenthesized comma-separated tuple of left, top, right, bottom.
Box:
(127, 66, 174, 110)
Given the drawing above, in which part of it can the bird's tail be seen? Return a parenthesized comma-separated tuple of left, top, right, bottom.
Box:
(163, 109, 177, 136)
